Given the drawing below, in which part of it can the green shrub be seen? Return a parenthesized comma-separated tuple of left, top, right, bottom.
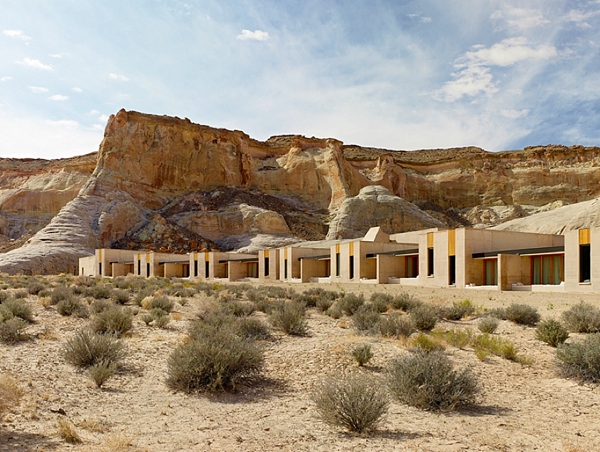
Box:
(111, 289, 130, 305)
(269, 301, 308, 335)
(88, 284, 112, 300)
(91, 306, 133, 336)
(141, 313, 154, 325)
(222, 300, 255, 317)
(352, 343, 373, 366)
(0, 291, 11, 303)
(27, 282, 45, 295)
(1, 299, 33, 322)
(144, 295, 174, 313)
(432, 328, 473, 349)
(352, 305, 381, 334)
(56, 298, 89, 318)
(477, 316, 499, 334)
(379, 313, 415, 338)
(154, 314, 171, 329)
(390, 292, 421, 312)
(339, 293, 365, 316)
(90, 299, 112, 314)
(473, 333, 528, 363)
(300, 287, 341, 311)
(369, 292, 393, 313)
(557, 333, 600, 382)
(536, 319, 569, 347)
(50, 286, 72, 305)
(312, 374, 389, 433)
(504, 303, 540, 326)
(237, 317, 271, 340)
(388, 351, 478, 411)
(61, 329, 124, 368)
(411, 332, 445, 353)
(166, 324, 263, 392)
(410, 304, 438, 331)
(0, 318, 28, 343)
(441, 300, 475, 321)
(561, 302, 600, 333)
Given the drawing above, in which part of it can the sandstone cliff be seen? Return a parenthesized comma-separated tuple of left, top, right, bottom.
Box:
(1, 109, 600, 274)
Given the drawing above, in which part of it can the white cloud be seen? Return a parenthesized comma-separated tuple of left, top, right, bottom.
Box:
(434, 66, 498, 102)
(491, 8, 550, 30)
(15, 57, 53, 71)
(88, 109, 100, 115)
(28, 86, 48, 93)
(46, 119, 79, 129)
(565, 9, 600, 28)
(92, 124, 104, 131)
(48, 94, 69, 101)
(236, 29, 270, 41)
(72, 87, 82, 92)
(500, 109, 529, 119)
(98, 114, 109, 122)
(0, 76, 12, 82)
(407, 13, 432, 24)
(48, 54, 63, 58)
(3, 30, 31, 41)
(109, 73, 129, 81)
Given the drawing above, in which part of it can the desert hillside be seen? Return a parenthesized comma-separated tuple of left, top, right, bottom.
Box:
(1, 109, 600, 274)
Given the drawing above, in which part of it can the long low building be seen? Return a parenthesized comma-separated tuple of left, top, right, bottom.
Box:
(79, 226, 600, 293)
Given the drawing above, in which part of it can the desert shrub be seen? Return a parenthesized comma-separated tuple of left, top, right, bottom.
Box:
(27, 281, 45, 295)
(487, 307, 507, 320)
(237, 317, 271, 340)
(504, 303, 540, 326)
(432, 328, 473, 349)
(57, 298, 89, 318)
(88, 360, 116, 388)
(166, 284, 194, 298)
(477, 316, 499, 334)
(557, 333, 600, 382)
(379, 313, 415, 338)
(410, 304, 438, 331)
(1, 298, 33, 322)
(0, 290, 11, 303)
(352, 343, 373, 366)
(411, 332, 445, 353)
(111, 289, 130, 305)
(57, 417, 82, 443)
(61, 329, 124, 368)
(370, 292, 393, 313)
(0, 318, 28, 343)
(12, 289, 28, 299)
(561, 302, 600, 333)
(391, 292, 422, 312)
(0, 373, 24, 417)
(388, 351, 479, 411)
(133, 288, 154, 306)
(166, 324, 263, 392)
(339, 293, 365, 316)
(154, 314, 170, 329)
(441, 300, 475, 321)
(352, 305, 381, 334)
(141, 313, 154, 325)
(269, 301, 307, 335)
(473, 333, 529, 363)
(178, 298, 189, 307)
(222, 300, 256, 317)
(90, 299, 112, 314)
(88, 284, 112, 300)
(143, 295, 174, 313)
(312, 374, 389, 433)
(245, 288, 266, 303)
(50, 286, 72, 305)
(326, 303, 343, 319)
(299, 287, 340, 310)
(91, 306, 133, 336)
(261, 285, 296, 300)
(536, 319, 569, 347)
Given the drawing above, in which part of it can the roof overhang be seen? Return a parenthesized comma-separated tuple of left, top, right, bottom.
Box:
(472, 246, 564, 259)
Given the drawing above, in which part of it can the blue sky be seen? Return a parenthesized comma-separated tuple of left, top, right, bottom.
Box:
(1, 0, 600, 159)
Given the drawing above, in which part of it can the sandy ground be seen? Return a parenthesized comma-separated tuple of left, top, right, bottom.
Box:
(1, 281, 600, 452)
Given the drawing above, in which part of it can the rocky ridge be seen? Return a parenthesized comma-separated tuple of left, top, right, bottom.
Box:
(0, 109, 599, 274)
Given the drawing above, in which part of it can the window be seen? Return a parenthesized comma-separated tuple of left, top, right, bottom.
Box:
(99, 263, 102, 275)
(205, 261, 209, 278)
(349, 256, 354, 279)
(531, 255, 563, 285)
(264, 257, 269, 277)
(146, 263, 150, 277)
(427, 248, 434, 276)
(406, 256, 419, 278)
(138, 260, 141, 276)
(284, 259, 288, 279)
(580, 244, 591, 283)
(449, 255, 456, 285)
(225, 263, 229, 278)
(483, 259, 497, 286)
(336, 253, 341, 277)
(194, 260, 198, 277)
(248, 262, 258, 278)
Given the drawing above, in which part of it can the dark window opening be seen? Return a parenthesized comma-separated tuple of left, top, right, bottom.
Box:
(427, 248, 434, 276)
(146, 263, 150, 277)
(225, 263, 229, 278)
(406, 256, 419, 278)
(194, 260, 198, 277)
(264, 257, 269, 276)
(284, 259, 288, 279)
(99, 263, 102, 275)
(449, 255, 456, 285)
(137, 260, 141, 276)
(483, 259, 498, 286)
(580, 244, 591, 283)
(205, 260, 209, 278)
(349, 256, 355, 279)
(248, 262, 258, 278)
(336, 253, 341, 277)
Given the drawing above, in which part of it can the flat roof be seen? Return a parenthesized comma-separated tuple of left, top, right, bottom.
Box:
(366, 248, 419, 258)
(218, 258, 259, 263)
(159, 261, 190, 265)
(109, 261, 134, 265)
(298, 254, 331, 261)
(472, 246, 564, 259)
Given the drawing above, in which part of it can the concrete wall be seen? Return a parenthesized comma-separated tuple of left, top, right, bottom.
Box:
(258, 249, 279, 282)
(300, 258, 330, 282)
(79, 256, 96, 276)
(279, 247, 328, 282)
(564, 228, 600, 293)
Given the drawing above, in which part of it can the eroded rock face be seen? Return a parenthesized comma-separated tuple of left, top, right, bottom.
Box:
(327, 185, 445, 240)
(2, 109, 600, 274)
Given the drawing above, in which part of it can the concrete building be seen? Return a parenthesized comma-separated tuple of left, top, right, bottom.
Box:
(79, 249, 138, 278)
(564, 228, 599, 293)
(189, 251, 258, 282)
(278, 242, 332, 283)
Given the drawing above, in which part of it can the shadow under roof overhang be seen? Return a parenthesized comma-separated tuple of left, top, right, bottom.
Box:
(298, 254, 331, 261)
(366, 248, 419, 259)
(472, 246, 564, 259)
(218, 257, 259, 263)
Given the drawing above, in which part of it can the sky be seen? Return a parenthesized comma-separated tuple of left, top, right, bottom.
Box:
(1, 0, 600, 159)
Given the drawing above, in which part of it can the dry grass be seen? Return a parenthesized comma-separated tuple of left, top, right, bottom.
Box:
(57, 417, 82, 443)
(0, 373, 24, 418)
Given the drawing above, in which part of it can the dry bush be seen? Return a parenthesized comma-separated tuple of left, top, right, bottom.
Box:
(1, 298, 33, 322)
(557, 333, 600, 382)
(237, 317, 271, 340)
(312, 373, 389, 433)
(477, 316, 499, 334)
(12, 289, 28, 299)
(57, 298, 89, 318)
(351, 343, 373, 366)
(0, 373, 24, 417)
(561, 302, 600, 333)
(0, 318, 28, 343)
(352, 305, 381, 334)
(89, 361, 116, 388)
(92, 433, 142, 452)
(57, 417, 82, 443)
(432, 328, 474, 349)
(91, 299, 113, 314)
(166, 322, 263, 393)
(504, 303, 540, 326)
(339, 293, 365, 316)
(369, 292, 393, 313)
(440, 299, 475, 320)
(222, 299, 256, 317)
(112, 289, 130, 305)
(379, 313, 415, 338)
(536, 319, 569, 347)
(142, 295, 174, 313)
(410, 304, 438, 331)
(411, 332, 446, 353)
(473, 333, 530, 364)
(153, 313, 170, 329)
(91, 306, 133, 336)
(62, 329, 124, 368)
(390, 292, 422, 312)
(27, 281, 46, 295)
(88, 284, 113, 300)
(388, 351, 479, 411)
(50, 286, 73, 305)
(269, 300, 307, 335)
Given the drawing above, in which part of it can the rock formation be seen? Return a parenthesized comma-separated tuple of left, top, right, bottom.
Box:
(1, 109, 600, 274)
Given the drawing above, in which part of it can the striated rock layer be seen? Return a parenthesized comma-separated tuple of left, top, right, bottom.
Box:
(1, 109, 600, 274)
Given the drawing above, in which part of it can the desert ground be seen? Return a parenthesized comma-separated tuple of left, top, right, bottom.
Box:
(1, 277, 600, 452)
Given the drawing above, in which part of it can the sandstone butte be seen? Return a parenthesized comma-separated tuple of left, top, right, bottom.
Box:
(1, 109, 600, 275)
